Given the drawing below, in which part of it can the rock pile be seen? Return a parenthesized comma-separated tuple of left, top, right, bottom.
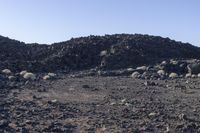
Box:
(0, 34, 200, 72)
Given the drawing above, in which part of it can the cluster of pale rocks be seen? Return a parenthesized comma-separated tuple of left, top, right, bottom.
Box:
(131, 60, 200, 79)
(1, 69, 56, 81)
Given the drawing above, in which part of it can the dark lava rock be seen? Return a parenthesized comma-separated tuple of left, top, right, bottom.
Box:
(187, 63, 200, 74)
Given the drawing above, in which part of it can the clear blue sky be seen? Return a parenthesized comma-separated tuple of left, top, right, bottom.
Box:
(0, 0, 199, 46)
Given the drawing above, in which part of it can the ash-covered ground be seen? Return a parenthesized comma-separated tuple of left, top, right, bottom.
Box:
(1, 34, 200, 132)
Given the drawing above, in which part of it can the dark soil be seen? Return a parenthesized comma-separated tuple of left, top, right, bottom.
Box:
(0, 76, 200, 132)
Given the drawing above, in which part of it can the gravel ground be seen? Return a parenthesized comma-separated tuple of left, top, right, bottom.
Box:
(1, 76, 200, 132)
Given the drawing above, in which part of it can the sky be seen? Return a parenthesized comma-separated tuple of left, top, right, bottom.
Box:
(0, 0, 199, 46)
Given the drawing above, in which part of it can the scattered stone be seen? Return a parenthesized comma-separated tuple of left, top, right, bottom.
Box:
(51, 99, 58, 103)
(191, 74, 197, 78)
(131, 71, 140, 78)
(198, 73, 200, 78)
(82, 84, 90, 88)
(20, 70, 27, 76)
(178, 113, 187, 120)
(157, 70, 165, 76)
(187, 63, 200, 74)
(100, 50, 107, 56)
(144, 81, 156, 86)
(43, 73, 57, 80)
(185, 73, 191, 78)
(43, 75, 51, 80)
(161, 61, 167, 65)
(0, 120, 9, 128)
(110, 102, 116, 105)
(37, 88, 47, 92)
(48, 73, 56, 77)
(136, 66, 147, 71)
(165, 126, 170, 133)
(127, 68, 134, 71)
(121, 99, 126, 104)
(148, 112, 156, 117)
(169, 72, 178, 78)
(23, 72, 36, 80)
(8, 76, 15, 81)
(2, 69, 11, 74)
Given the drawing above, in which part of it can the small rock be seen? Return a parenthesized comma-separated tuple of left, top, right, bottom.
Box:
(131, 71, 140, 78)
(144, 81, 156, 86)
(179, 113, 187, 120)
(161, 61, 167, 65)
(48, 73, 57, 77)
(2, 69, 11, 74)
(127, 68, 134, 71)
(185, 73, 191, 78)
(8, 76, 15, 81)
(110, 102, 116, 105)
(165, 126, 170, 133)
(100, 50, 107, 56)
(43, 75, 51, 80)
(0, 120, 9, 127)
(51, 99, 58, 103)
(37, 88, 46, 92)
(82, 84, 90, 88)
(191, 74, 197, 78)
(157, 70, 165, 76)
(23, 72, 36, 80)
(136, 66, 147, 71)
(148, 112, 156, 117)
(43, 73, 57, 80)
(20, 70, 27, 76)
(198, 73, 200, 78)
(169, 72, 178, 78)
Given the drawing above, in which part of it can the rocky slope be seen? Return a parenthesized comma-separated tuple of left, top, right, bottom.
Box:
(0, 34, 200, 72)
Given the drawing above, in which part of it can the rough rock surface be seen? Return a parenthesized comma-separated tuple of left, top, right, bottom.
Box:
(0, 34, 200, 72)
(1, 34, 200, 132)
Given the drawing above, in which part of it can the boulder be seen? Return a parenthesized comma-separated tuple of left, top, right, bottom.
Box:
(187, 63, 200, 74)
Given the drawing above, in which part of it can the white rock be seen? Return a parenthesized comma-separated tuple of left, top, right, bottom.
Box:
(191, 74, 197, 78)
(121, 99, 126, 103)
(148, 112, 156, 117)
(51, 99, 57, 103)
(23, 72, 36, 80)
(169, 72, 178, 78)
(43, 75, 51, 80)
(20, 70, 27, 76)
(161, 61, 167, 65)
(157, 70, 165, 75)
(2, 69, 11, 74)
(100, 50, 107, 56)
(198, 73, 200, 78)
(131, 72, 140, 78)
(48, 73, 56, 77)
(43, 73, 57, 80)
(136, 66, 147, 71)
(8, 76, 15, 80)
(127, 68, 134, 71)
(185, 73, 191, 78)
